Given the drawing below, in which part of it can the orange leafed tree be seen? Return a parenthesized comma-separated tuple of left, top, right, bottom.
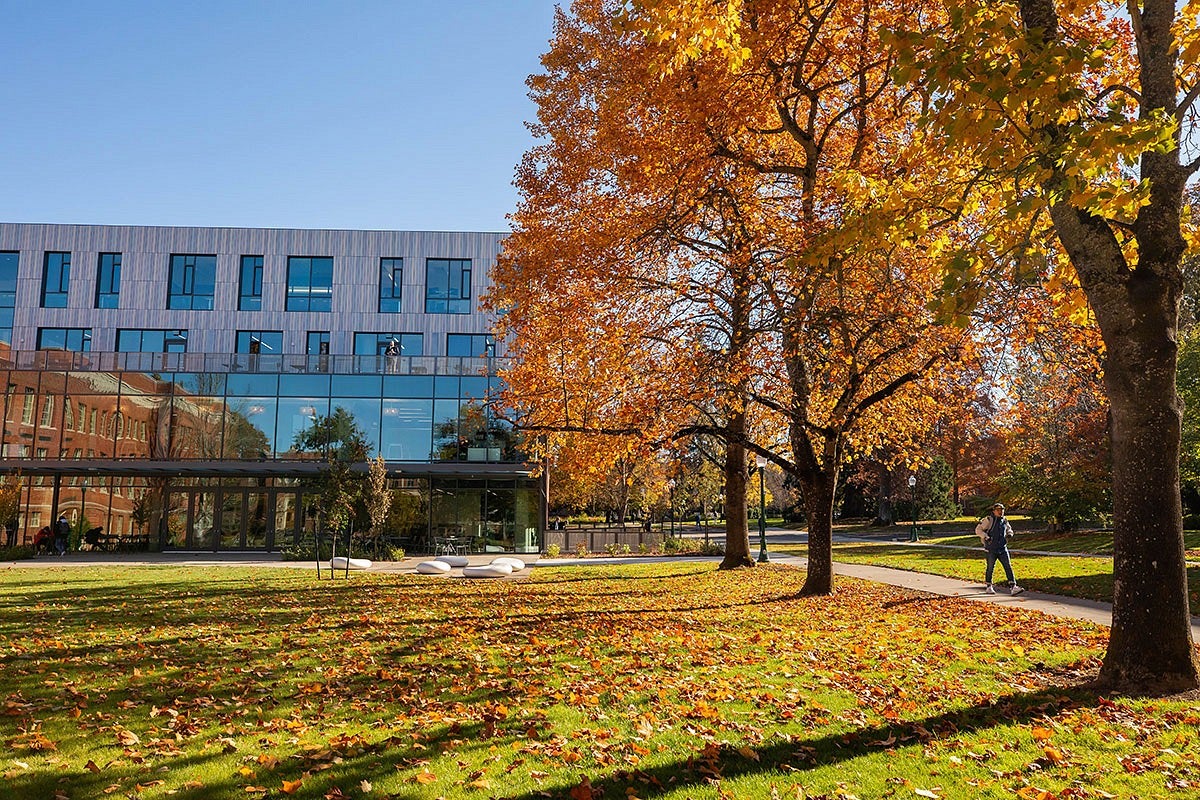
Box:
(494, 0, 970, 587)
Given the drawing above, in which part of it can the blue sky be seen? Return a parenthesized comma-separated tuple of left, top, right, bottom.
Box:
(0, 1, 559, 232)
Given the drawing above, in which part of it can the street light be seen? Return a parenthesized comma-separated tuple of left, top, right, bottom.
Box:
(908, 474, 918, 542)
(667, 479, 675, 538)
(756, 455, 769, 563)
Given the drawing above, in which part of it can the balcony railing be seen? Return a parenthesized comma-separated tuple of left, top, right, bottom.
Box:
(0, 350, 505, 376)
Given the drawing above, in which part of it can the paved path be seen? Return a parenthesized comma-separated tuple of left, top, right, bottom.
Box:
(7, 546, 1199, 639)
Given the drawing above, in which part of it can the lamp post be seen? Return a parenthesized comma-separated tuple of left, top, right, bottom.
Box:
(667, 478, 675, 538)
(80, 479, 89, 525)
(756, 455, 769, 563)
(908, 474, 918, 542)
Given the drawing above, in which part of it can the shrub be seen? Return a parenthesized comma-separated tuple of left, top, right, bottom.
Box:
(280, 540, 334, 561)
(575, 541, 589, 558)
(638, 543, 649, 554)
(545, 543, 561, 558)
(375, 544, 405, 562)
(0, 545, 34, 561)
(605, 542, 620, 555)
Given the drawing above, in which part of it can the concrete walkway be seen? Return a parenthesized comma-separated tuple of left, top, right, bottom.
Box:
(7, 546, 1199, 639)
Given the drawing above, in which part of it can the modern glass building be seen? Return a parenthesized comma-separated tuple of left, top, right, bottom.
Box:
(0, 223, 542, 554)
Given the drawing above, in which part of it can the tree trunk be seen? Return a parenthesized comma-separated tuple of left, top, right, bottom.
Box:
(1018, 0, 1200, 693)
(799, 472, 836, 595)
(720, 411, 754, 569)
(874, 463, 894, 526)
(1096, 285, 1199, 691)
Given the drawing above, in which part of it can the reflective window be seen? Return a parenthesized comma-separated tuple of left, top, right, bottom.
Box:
(447, 333, 495, 357)
(353, 332, 423, 356)
(239, 255, 264, 311)
(235, 330, 283, 354)
(306, 331, 330, 355)
(41, 252, 71, 308)
(167, 254, 217, 310)
(95, 253, 121, 308)
(37, 328, 91, 351)
(379, 257, 403, 312)
(116, 329, 188, 353)
(286, 256, 333, 312)
(0, 252, 17, 345)
(381, 399, 433, 460)
(425, 258, 472, 314)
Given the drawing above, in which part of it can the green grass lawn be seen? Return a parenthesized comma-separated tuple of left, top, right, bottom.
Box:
(2, 563, 1200, 798)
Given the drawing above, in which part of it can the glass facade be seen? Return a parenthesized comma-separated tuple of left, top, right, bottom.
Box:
(286, 256, 333, 312)
(0, 252, 16, 346)
(95, 253, 121, 308)
(116, 329, 188, 353)
(168, 255, 216, 310)
(425, 258, 472, 314)
(379, 257, 403, 312)
(0, 359, 537, 554)
(353, 332, 423, 356)
(235, 330, 283, 354)
(447, 333, 495, 357)
(306, 331, 330, 355)
(239, 255, 264, 311)
(37, 328, 91, 351)
(41, 252, 71, 308)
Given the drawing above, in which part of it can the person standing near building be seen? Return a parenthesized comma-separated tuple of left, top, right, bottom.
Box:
(54, 514, 70, 556)
(975, 502, 1024, 595)
(384, 339, 399, 374)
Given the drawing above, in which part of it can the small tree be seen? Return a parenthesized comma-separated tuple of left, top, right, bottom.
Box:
(0, 471, 21, 545)
(364, 455, 392, 558)
(294, 408, 370, 548)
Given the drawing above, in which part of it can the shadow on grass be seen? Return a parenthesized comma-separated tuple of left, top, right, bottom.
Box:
(498, 683, 1101, 799)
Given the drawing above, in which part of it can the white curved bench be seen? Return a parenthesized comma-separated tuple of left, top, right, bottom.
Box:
(463, 563, 513, 579)
(416, 560, 452, 575)
(491, 557, 526, 571)
(330, 556, 372, 570)
(435, 555, 469, 567)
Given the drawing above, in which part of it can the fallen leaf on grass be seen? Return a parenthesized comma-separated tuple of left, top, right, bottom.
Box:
(412, 770, 436, 784)
(914, 790, 939, 799)
(569, 775, 595, 800)
(282, 778, 303, 794)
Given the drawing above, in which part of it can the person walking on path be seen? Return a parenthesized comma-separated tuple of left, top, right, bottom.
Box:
(975, 502, 1025, 595)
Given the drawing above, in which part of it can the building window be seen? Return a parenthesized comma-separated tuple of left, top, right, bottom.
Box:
(41, 252, 71, 308)
(22, 389, 34, 424)
(447, 334, 496, 358)
(425, 258, 472, 314)
(286, 256, 333, 312)
(235, 330, 283, 354)
(353, 333, 423, 356)
(37, 328, 91, 351)
(95, 253, 121, 308)
(239, 255, 264, 311)
(167, 254, 217, 310)
(0, 252, 17, 346)
(379, 258, 403, 312)
(39, 396, 54, 428)
(116, 329, 189, 353)
(306, 331, 330, 355)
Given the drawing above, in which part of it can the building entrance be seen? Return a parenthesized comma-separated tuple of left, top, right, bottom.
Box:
(164, 485, 302, 551)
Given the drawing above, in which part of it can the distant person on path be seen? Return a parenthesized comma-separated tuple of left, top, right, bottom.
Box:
(54, 514, 70, 556)
(975, 502, 1024, 595)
